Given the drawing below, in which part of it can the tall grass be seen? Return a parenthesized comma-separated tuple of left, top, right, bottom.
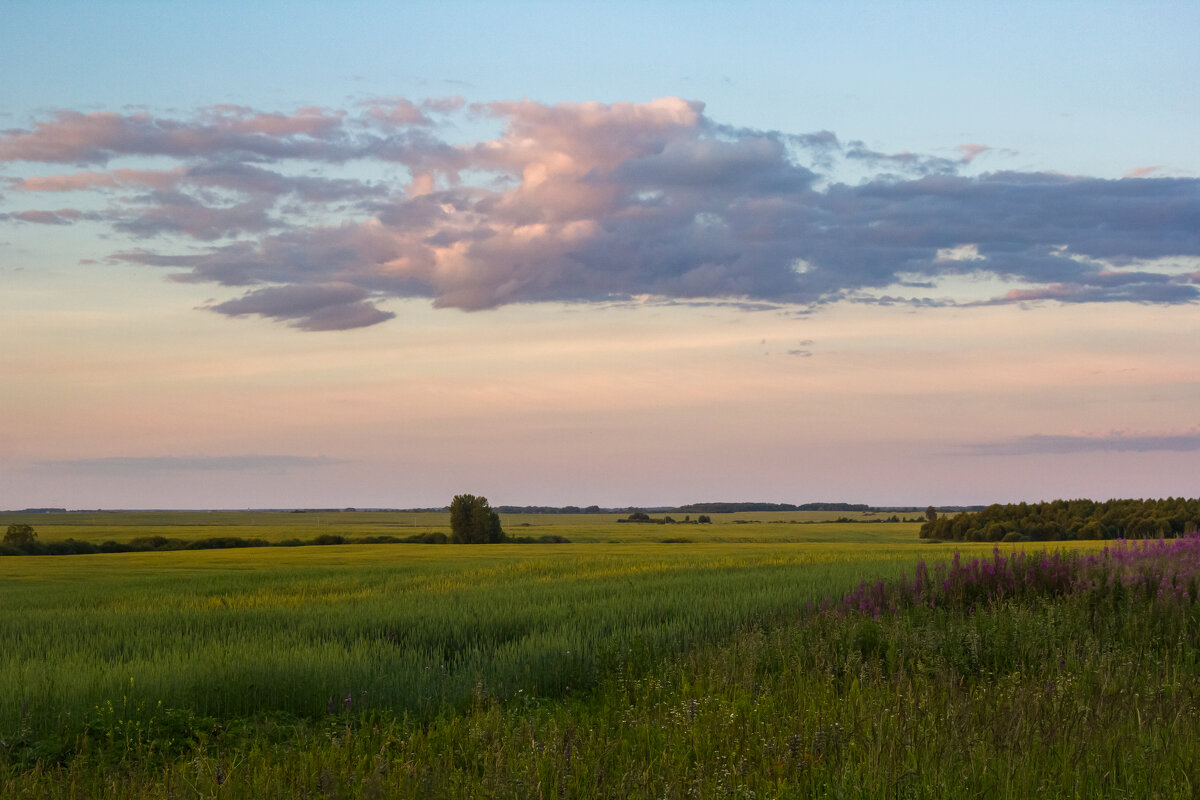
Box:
(1, 540, 963, 739)
(1, 537, 1195, 798)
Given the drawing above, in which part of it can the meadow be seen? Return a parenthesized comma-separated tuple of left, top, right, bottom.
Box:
(0, 509, 919, 545)
(1, 511, 1194, 798)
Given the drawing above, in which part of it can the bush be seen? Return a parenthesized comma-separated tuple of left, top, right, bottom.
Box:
(43, 539, 98, 555)
(129, 536, 172, 550)
(401, 532, 448, 544)
(185, 537, 269, 550)
(3, 523, 38, 552)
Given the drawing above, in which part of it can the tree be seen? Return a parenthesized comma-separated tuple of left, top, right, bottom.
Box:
(4, 524, 38, 552)
(925, 506, 938, 524)
(449, 495, 505, 543)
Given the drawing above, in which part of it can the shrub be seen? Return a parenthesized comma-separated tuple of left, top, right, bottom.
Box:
(129, 536, 172, 550)
(3, 523, 38, 552)
(43, 539, 98, 555)
(185, 537, 268, 550)
(401, 532, 448, 544)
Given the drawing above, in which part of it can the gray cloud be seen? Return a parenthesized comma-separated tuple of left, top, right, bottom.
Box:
(3, 98, 1199, 330)
(965, 431, 1200, 456)
(112, 190, 277, 240)
(207, 283, 395, 331)
(844, 140, 961, 176)
(0, 107, 383, 164)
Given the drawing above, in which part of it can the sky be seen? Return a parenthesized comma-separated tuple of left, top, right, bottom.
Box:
(2, 1, 1199, 510)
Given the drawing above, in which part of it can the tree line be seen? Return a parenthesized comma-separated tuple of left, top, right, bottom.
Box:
(919, 497, 1200, 542)
(618, 512, 712, 524)
(1, 495, 570, 557)
(0, 523, 452, 556)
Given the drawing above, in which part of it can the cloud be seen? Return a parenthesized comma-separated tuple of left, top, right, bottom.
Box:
(359, 97, 433, 126)
(1125, 166, 1160, 178)
(844, 140, 960, 175)
(964, 430, 1200, 455)
(998, 277, 1199, 306)
(2, 209, 92, 225)
(957, 143, 991, 163)
(37, 455, 342, 473)
(17, 167, 186, 191)
(112, 190, 277, 240)
(0, 107, 366, 164)
(3, 98, 1199, 330)
(207, 282, 395, 331)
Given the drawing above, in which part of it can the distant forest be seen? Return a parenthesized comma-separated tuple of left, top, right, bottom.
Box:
(920, 498, 1200, 542)
(491, 502, 871, 514)
(676, 502, 870, 513)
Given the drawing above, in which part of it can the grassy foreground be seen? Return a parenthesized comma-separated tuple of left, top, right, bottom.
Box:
(1, 514, 1193, 798)
(0, 538, 950, 734)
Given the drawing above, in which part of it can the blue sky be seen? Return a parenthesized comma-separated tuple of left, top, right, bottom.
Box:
(2, 1, 1198, 509)
(7, 1, 1197, 175)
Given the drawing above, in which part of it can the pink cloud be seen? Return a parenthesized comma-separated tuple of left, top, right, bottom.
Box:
(196, 104, 347, 137)
(472, 97, 705, 178)
(0, 108, 357, 164)
(1002, 286, 1061, 302)
(10, 209, 85, 225)
(4, 97, 1199, 330)
(361, 97, 431, 126)
(19, 167, 185, 192)
(957, 143, 990, 163)
(1124, 166, 1160, 178)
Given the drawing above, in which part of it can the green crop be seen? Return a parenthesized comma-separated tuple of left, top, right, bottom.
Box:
(0, 514, 1129, 798)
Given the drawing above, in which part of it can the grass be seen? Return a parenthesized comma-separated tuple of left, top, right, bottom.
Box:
(0, 512, 1172, 798)
(0, 509, 921, 545)
(0, 538, 970, 736)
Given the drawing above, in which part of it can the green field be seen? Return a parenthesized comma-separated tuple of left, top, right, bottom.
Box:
(0, 512, 946, 733)
(0, 509, 922, 544)
(0, 511, 1191, 798)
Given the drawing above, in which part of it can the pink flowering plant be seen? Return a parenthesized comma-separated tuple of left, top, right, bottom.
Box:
(826, 534, 1200, 619)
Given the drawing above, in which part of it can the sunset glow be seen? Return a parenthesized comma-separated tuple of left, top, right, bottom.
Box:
(2, 1, 1198, 509)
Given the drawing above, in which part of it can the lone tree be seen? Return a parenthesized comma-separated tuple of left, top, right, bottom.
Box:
(4, 524, 38, 552)
(449, 495, 505, 543)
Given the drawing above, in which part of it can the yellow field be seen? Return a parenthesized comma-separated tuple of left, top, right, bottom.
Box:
(0, 509, 925, 544)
